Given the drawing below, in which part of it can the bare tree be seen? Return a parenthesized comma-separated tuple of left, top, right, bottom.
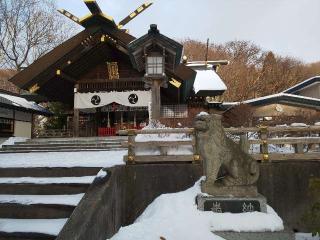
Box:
(0, 0, 75, 70)
(183, 39, 320, 102)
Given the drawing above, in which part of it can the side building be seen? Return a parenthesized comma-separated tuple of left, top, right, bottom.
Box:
(0, 90, 51, 138)
(222, 76, 320, 126)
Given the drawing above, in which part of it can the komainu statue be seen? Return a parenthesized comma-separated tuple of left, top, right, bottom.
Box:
(194, 113, 260, 197)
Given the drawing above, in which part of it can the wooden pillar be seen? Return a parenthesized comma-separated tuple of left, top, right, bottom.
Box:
(96, 107, 101, 136)
(107, 112, 110, 128)
(239, 133, 249, 154)
(133, 111, 137, 128)
(260, 126, 269, 162)
(73, 84, 79, 138)
(151, 79, 161, 121)
(31, 114, 35, 139)
(73, 109, 79, 138)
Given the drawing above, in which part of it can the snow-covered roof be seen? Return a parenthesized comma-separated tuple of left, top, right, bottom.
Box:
(0, 92, 51, 115)
(187, 64, 227, 95)
(283, 76, 320, 94)
(221, 93, 320, 110)
(244, 93, 320, 105)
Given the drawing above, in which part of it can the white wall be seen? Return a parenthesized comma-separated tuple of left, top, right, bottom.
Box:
(14, 121, 32, 138)
(298, 83, 320, 99)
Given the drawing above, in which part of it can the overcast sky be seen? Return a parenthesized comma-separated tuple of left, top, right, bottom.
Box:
(56, 0, 320, 63)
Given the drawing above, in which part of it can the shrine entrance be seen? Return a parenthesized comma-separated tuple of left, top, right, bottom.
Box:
(72, 90, 151, 137)
(71, 103, 149, 137)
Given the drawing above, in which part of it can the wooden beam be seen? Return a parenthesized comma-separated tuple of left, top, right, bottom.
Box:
(118, 2, 153, 28)
(249, 137, 320, 145)
(119, 128, 194, 135)
(84, 0, 102, 14)
(124, 155, 195, 163)
(58, 9, 80, 25)
(225, 125, 320, 134)
(252, 153, 320, 161)
(122, 140, 194, 147)
(57, 71, 77, 83)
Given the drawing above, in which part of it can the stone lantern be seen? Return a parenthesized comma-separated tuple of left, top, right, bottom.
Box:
(128, 24, 183, 121)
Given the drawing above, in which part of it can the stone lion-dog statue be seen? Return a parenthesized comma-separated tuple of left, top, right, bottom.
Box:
(194, 113, 259, 197)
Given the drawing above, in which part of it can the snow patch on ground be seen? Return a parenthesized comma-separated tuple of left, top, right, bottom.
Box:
(0, 137, 28, 148)
(109, 179, 284, 240)
(0, 150, 126, 168)
(0, 218, 67, 236)
(0, 194, 84, 206)
(295, 233, 320, 240)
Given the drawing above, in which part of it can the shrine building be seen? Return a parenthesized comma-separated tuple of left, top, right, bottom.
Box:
(9, 0, 228, 137)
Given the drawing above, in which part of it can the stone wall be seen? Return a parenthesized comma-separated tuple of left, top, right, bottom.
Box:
(258, 161, 320, 232)
(56, 164, 202, 240)
(57, 161, 320, 240)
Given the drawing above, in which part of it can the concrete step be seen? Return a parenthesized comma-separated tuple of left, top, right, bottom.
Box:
(24, 137, 127, 144)
(13, 142, 123, 147)
(0, 183, 89, 195)
(0, 232, 56, 240)
(0, 194, 83, 208)
(2, 145, 123, 150)
(0, 148, 124, 153)
(0, 218, 67, 239)
(0, 204, 75, 219)
(0, 167, 101, 178)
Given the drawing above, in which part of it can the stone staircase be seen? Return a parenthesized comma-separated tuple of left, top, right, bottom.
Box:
(0, 166, 102, 240)
(0, 137, 127, 153)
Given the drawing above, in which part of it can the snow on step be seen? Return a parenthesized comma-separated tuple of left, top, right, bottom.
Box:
(0, 218, 67, 236)
(0, 194, 84, 206)
(0, 176, 96, 184)
(0, 150, 126, 168)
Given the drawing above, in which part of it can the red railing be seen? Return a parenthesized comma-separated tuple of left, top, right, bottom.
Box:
(98, 128, 116, 136)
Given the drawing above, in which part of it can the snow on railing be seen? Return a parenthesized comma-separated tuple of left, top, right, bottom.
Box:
(225, 125, 320, 161)
(119, 128, 199, 164)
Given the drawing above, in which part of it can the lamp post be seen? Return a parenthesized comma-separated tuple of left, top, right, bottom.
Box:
(144, 52, 167, 121)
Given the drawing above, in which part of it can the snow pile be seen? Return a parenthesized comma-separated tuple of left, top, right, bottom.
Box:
(109, 179, 284, 240)
(0, 137, 28, 148)
(291, 123, 308, 127)
(198, 111, 209, 116)
(315, 122, 320, 126)
(0, 151, 126, 168)
(96, 169, 108, 179)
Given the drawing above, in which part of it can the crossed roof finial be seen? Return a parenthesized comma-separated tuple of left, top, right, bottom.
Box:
(58, 0, 153, 29)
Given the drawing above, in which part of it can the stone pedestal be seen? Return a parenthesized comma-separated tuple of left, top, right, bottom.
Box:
(215, 231, 294, 240)
(201, 182, 258, 198)
(196, 194, 268, 213)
